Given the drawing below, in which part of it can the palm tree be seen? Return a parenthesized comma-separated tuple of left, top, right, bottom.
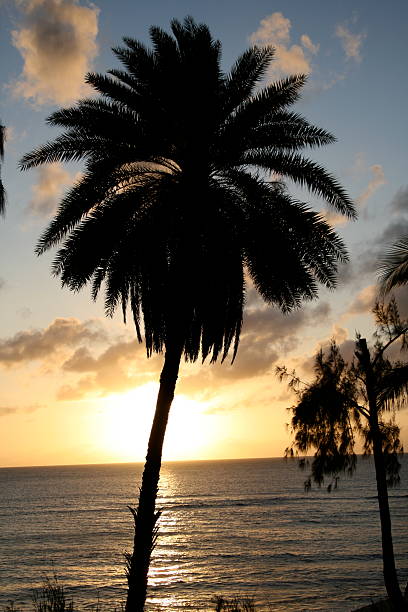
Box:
(378, 237, 408, 295)
(277, 299, 408, 609)
(0, 122, 6, 215)
(20, 18, 355, 611)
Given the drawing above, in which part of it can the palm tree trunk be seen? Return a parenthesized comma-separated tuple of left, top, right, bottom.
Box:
(357, 339, 407, 610)
(371, 424, 407, 609)
(125, 341, 183, 612)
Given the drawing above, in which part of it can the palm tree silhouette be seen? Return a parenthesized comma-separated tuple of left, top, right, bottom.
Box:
(0, 122, 6, 215)
(21, 18, 355, 611)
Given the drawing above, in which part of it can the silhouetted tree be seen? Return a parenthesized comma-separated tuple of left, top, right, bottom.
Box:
(277, 299, 408, 609)
(21, 18, 355, 611)
(378, 238, 408, 295)
(0, 122, 6, 215)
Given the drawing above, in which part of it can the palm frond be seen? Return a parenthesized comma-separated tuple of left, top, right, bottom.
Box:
(248, 111, 336, 150)
(0, 123, 5, 159)
(112, 38, 155, 84)
(378, 237, 408, 295)
(21, 17, 353, 363)
(241, 150, 356, 218)
(222, 76, 308, 135)
(0, 178, 5, 216)
(20, 132, 106, 169)
(222, 46, 276, 114)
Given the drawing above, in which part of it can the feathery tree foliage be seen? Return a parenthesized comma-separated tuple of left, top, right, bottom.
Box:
(21, 18, 355, 611)
(0, 122, 6, 215)
(378, 238, 408, 296)
(277, 299, 408, 608)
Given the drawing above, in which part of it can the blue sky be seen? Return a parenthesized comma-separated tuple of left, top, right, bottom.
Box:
(1, 0, 408, 467)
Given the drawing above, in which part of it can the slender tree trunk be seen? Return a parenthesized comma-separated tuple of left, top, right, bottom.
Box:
(125, 342, 183, 612)
(371, 425, 407, 609)
(357, 339, 407, 610)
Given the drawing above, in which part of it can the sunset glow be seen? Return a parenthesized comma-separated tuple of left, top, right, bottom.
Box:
(98, 385, 219, 462)
(1, 1, 408, 468)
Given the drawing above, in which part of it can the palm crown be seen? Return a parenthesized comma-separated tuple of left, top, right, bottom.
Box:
(21, 17, 355, 363)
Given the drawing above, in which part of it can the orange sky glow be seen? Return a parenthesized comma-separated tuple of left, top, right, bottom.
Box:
(1, 1, 408, 468)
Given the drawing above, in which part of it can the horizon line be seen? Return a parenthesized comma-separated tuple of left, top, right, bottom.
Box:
(0, 453, 380, 470)
(1, 455, 287, 469)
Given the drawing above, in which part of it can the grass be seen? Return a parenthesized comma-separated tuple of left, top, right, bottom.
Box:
(212, 595, 256, 611)
(3, 577, 405, 611)
(2, 576, 105, 612)
(1, 578, 260, 612)
(31, 576, 74, 612)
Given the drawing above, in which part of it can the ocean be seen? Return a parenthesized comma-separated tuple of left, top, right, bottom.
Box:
(0, 457, 407, 611)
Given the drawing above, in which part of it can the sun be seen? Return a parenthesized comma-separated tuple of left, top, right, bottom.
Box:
(97, 383, 217, 462)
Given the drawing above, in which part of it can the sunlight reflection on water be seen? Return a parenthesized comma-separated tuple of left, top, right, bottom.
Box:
(0, 458, 407, 611)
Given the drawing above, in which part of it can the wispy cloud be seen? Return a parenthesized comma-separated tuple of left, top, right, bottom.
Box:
(0, 404, 41, 417)
(390, 186, 408, 215)
(335, 23, 366, 63)
(326, 158, 386, 228)
(28, 163, 79, 217)
(250, 12, 319, 77)
(11, 0, 99, 106)
(357, 164, 386, 209)
(300, 34, 319, 55)
(319, 18, 366, 90)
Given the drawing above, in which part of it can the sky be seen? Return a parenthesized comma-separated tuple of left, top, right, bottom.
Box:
(1, 0, 408, 467)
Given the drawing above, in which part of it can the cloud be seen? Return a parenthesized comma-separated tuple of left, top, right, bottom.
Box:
(323, 210, 349, 228)
(11, 0, 99, 106)
(320, 72, 346, 91)
(0, 318, 107, 366)
(239, 299, 331, 369)
(16, 307, 33, 320)
(345, 285, 376, 316)
(300, 34, 319, 55)
(250, 12, 319, 77)
(0, 407, 17, 417)
(0, 404, 41, 417)
(180, 299, 331, 395)
(357, 218, 408, 277)
(28, 163, 78, 217)
(55, 292, 332, 401)
(344, 183, 408, 282)
(0, 299, 332, 404)
(328, 161, 385, 229)
(351, 152, 366, 175)
(390, 186, 408, 215)
(378, 219, 408, 246)
(356, 164, 386, 209)
(4, 126, 15, 143)
(296, 326, 357, 380)
(388, 287, 408, 320)
(57, 339, 162, 399)
(336, 261, 354, 286)
(335, 24, 366, 63)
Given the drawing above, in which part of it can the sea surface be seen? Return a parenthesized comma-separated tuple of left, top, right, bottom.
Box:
(0, 457, 407, 611)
